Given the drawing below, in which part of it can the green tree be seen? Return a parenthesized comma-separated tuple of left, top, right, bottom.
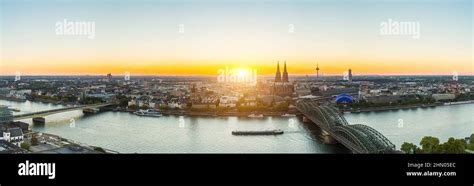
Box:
(93, 147, 106, 153)
(128, 105, 138, 111)
(20, 142, 30, 151)
(419, 136, 440, 153)
(31, 135, 39, 146)
(441, 137, 466, 154)
(470, 133, 474, 144)
(467, 143, 474, 151)
(400, 142, 417, 154)
(115, 94, 130, 107)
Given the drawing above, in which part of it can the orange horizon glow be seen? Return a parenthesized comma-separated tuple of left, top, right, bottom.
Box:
(1, 59, 472, 76)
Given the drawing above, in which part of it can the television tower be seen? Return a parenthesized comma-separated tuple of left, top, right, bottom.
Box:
(316, 62, 320, 78)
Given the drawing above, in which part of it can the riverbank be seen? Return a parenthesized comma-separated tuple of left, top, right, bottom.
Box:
(25, 131, 119, 154)
(344, 100, 474, 113)
(102, 106, 295, 117)
(160, 110, 293, 117)
(0, 96, 26, 102)
(0, 97, 77, 107)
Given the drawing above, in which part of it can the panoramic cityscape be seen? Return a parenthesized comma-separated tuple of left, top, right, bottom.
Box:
(0, 0, 473, 154)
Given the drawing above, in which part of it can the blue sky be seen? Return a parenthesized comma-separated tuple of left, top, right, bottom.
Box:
(0, 0, 472, 75)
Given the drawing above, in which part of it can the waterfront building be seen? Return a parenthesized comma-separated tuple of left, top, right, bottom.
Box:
(190, 95, 219, 109)
(0, 106, 13, 124)
(259, 95, 286, 106)
(432, 93, 456, 102)
(168, 98, 184, 109)
(219, 96, 239, 108)
(242, 96, 257, 106)
(335, 94, 354, 104)
(0, 127, 24, 147)
(0, 88, 10, 95)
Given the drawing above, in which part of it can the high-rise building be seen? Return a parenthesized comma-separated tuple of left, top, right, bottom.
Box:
(274, 61, 281, 82)
(348, 69, 352, 82)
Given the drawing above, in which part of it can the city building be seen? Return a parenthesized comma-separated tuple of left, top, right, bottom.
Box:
(335, 94, 354, 104)
(107, 73, 113, 82)
(0, 127, 24, 147)
(282, 61, 289, 82)
(0, 106, 13, 124)
(219, 96, 239, 108)
(348, 69, 353, 82)
(271, 61, 294, 97)
(275, 61, 282, 82)
(432, 93, 456, 102)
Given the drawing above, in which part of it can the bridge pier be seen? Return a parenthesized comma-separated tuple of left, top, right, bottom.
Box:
(302, 116, 310, 123)
(321, 130, 338, 144)
(32, 117, 45, 124)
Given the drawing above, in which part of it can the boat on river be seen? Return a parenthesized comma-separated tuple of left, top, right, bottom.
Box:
(248, 114, 264, 118)
(134, 109, 163, 117)
(231, 129, 284, 135)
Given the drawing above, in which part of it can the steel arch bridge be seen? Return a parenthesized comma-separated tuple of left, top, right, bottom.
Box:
(296, 101, 396, 153)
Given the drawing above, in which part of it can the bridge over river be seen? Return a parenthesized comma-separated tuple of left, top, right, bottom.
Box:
(13, 103, 112, 121)
(296, 101, 397, 153)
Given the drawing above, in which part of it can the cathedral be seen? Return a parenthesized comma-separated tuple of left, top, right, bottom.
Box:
(271, 61, 294, 97)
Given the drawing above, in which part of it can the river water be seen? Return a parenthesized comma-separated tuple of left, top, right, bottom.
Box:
(1, 100, 472, 153)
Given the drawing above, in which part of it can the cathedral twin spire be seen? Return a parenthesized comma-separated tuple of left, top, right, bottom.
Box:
(275, 61, 289, 82)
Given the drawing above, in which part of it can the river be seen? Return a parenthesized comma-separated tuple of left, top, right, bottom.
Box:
(1, 100, 347, 153)
(1, 100, 472, 153)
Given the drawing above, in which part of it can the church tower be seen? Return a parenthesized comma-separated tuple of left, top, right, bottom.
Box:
(274, 61, 281, 82)
(282, 61, 289, 82)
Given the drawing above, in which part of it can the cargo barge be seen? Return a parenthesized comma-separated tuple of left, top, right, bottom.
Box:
(231, 129, 284, 135)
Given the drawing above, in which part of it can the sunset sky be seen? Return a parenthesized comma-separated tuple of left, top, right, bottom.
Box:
(0, 0, 472, 76)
